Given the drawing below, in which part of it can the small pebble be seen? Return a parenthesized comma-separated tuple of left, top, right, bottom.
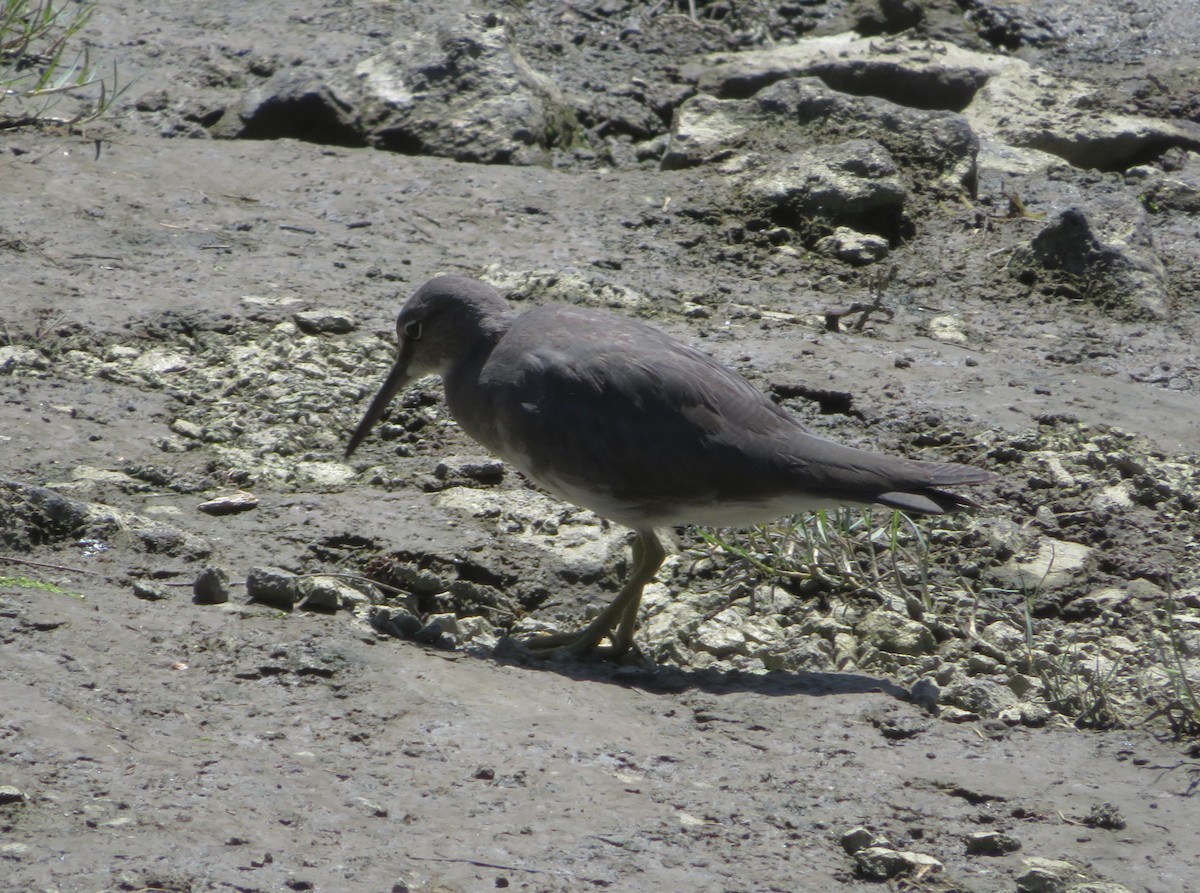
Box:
(294, 309, 356, 334)
(965, 831, 1022, 855)
(193, 566, 231, 605)
(854, 846, 942, 880)
(245, 566, 298, 608)
(1083, 802, 1126, 830)
(841, 825, 890, 854)
(132, 580, 171, 601)
(0, 785, 28, 805)
(198, 491, 259, 516)
(296, 575, 359, 611)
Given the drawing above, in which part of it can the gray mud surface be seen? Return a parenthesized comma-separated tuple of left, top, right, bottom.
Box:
(3, 1, 1200, 891)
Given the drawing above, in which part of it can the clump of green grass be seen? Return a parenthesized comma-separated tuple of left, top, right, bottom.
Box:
(1146, 591, 1200, 738)
(1, 0, 125, 130)
(697, 507, 932, 607)
(0, 574, 84, 598)
(1036, 646, 1125, 730)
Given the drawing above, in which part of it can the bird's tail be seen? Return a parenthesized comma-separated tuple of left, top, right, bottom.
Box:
(872, 464, 994, 515)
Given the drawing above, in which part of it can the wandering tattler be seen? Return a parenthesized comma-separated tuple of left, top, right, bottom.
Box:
(346, 275, 992, 657)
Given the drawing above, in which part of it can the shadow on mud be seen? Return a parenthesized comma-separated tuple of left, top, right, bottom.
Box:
(487, 640, 911, 701)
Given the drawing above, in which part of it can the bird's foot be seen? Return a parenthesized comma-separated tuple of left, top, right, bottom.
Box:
(503, 545, 656, 661)
(513, 621, 633, 660)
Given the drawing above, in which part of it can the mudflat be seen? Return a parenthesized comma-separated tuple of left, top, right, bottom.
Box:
(3, 1, 1198, 890)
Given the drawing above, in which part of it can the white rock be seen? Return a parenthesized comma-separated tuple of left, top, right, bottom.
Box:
(693, 608, 749, 657)
(744, 139, 906, 223)
(813, 227, 891, 265)
(1000, 536, 1094, 591)
(294, 461, 357, 487)
(926, 314, 968, 345)
(354, 12, 569, 165)
(0, 345, 47, 371)
(856, 608, 936, 656)
(684, 33, 1200, 176)
(134, 347, 190, 375)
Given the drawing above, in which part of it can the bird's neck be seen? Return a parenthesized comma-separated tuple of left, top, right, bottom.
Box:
(442, 333, 504, 451)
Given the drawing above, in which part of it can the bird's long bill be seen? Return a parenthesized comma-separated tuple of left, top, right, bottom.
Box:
(344, 347, 413, 458)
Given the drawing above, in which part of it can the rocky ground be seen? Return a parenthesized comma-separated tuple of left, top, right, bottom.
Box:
(2, 0, 1200, 891)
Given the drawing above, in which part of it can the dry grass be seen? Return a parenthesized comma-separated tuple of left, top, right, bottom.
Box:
(1, 0, 126, 130)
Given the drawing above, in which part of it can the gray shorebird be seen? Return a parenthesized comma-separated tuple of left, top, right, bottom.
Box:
(346, 275, 992, 657)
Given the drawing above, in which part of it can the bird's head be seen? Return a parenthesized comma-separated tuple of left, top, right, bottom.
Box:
(345, 276, 511, 458)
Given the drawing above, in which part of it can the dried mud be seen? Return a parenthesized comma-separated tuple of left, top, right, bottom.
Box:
(3, 1, 1200, 892)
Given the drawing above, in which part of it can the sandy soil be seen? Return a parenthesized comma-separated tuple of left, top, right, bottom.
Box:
(3, 1, 1199, 891)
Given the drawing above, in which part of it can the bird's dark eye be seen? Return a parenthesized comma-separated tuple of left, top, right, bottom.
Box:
(403, 320, 423, 341)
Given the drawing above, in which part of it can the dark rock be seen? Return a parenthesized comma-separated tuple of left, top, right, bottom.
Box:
(852, 0, 924, 37)
(294, 309, 357, 335)
(960, 0, 1062, 51)
(1009, 197, 1167, 319)
(0, 480, 89, 550)
(132, 580, 171, 601)
(217, 69, 364, 147)
(245, 566, 298, 608)
(965, 830, 1022, 855)
(354, 11, 577, 164)
(745, 138, 907, 240)
(0, 785, 28, 805)
(193, 566, 231, 605)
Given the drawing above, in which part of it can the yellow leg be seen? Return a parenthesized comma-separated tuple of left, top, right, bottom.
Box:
(525, 530, 665, 658)
(609, 532, 665, 656)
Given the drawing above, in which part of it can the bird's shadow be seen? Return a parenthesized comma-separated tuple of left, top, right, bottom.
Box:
(484, 642, 911, 702)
